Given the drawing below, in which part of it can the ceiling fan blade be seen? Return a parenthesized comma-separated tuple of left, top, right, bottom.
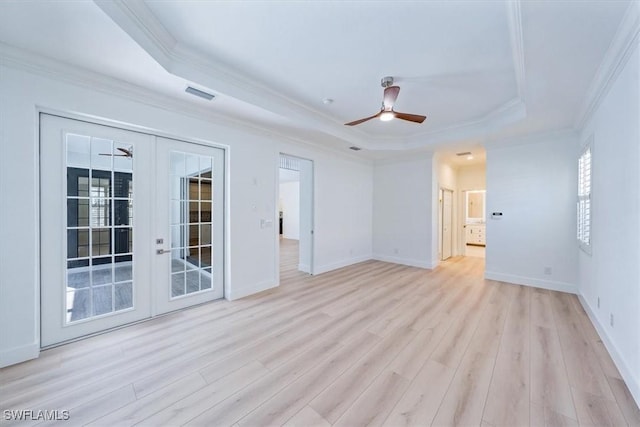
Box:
(116, 147, 133, 157)
(345, 112, 381, 126)
(394, 111, 426, 123)
(383, 86, 400, 109)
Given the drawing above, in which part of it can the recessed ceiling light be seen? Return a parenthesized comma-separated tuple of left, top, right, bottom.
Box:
(185, 86, 215, 101)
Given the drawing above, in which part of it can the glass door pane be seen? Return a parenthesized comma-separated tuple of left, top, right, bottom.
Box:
(65, 135, 134, 322)
(169, 152, 215, 298)
(154, 138, 224, 314)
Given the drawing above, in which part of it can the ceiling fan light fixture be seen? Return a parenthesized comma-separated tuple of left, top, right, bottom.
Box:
(380, 111, 395, 122)
(344, 77, 425, 126)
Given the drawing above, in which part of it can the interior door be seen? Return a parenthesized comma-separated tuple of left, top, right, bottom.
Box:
(297, 157, 314, 274)
(40, 116, 226, 347)
(40, 114, 154, 347)
(441, 189, 453, 260)
(153, 137, 225, 314)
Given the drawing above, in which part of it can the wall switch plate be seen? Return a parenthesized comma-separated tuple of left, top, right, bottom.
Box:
(260, 219, 273, 229)
(544, 267, 552, 275)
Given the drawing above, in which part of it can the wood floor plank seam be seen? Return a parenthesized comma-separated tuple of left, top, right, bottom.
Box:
(2, 243, 638, 427)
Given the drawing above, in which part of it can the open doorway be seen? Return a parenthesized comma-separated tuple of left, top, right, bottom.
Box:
(278, 154, 314, 276)
(435, 149, 486, 262)
(462, 189, 486, 258)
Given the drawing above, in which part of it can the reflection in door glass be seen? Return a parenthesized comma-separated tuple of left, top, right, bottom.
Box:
(169, 151, 214, 298)
(65, 133, 134, 323)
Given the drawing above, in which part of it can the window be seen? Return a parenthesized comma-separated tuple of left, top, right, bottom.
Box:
(577, 144, 591, 251)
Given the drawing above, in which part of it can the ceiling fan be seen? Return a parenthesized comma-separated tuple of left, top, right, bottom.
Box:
(99, 147, 133, 158)
(345, 76, 426, 126)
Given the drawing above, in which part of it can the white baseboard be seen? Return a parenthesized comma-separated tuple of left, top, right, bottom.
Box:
(227, 279, 277, 301)
(484, 271, 577, 294)
(372, 254, 435, 270)
(578, 294, 640, 409)
(313, 255, 372, 275)
(298, 263, 311, 274)
(0, 341, 39, 368)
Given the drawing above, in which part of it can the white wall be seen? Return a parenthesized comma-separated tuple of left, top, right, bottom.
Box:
(578, 41, 640, 405)
(0, 58, 373, 367)
(457, 164, 486, 190)
(485, 134, 578, 293)
(279, 181, 300, 240)
(373, 155, 435, 269)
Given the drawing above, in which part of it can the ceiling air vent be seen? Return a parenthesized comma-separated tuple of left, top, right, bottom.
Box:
(349, 146, 362, 151)
(456, 151, 472, 156)
(185, 86, 215, 101)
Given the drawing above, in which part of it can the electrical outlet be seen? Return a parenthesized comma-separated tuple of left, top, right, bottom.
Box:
(597, 297, 600, 309)
(393, 248, 399, 255)
(544, 267, 552, 275)
(610, 314, 614, 327)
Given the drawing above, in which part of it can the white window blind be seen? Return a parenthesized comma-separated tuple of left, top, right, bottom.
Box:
(577, 146, 591, 248)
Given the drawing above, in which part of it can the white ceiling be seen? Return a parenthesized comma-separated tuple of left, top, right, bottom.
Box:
(0, 0, 631, 160)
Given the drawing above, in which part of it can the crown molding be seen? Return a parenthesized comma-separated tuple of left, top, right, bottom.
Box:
(94, 0, 175, 63)
(364, 97, 526, 151)
(0, 42, 370, 163)
(96, 0, 533, 153)
(574, 1, 640, 130)
(484, 128, 578, 150)
(506, 0, 527, 101)
(372, 151, 434, 166)
(95, 0, 369, 147)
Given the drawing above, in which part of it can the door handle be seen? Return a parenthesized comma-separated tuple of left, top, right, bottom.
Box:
(156, 249, 170, 255)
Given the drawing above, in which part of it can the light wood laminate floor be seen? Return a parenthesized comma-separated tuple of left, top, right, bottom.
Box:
(1, 255, 639, 426)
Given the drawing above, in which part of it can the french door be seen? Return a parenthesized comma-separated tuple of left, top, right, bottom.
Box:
(153, 136, 224, 313)
(40, 115, 224, 347)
